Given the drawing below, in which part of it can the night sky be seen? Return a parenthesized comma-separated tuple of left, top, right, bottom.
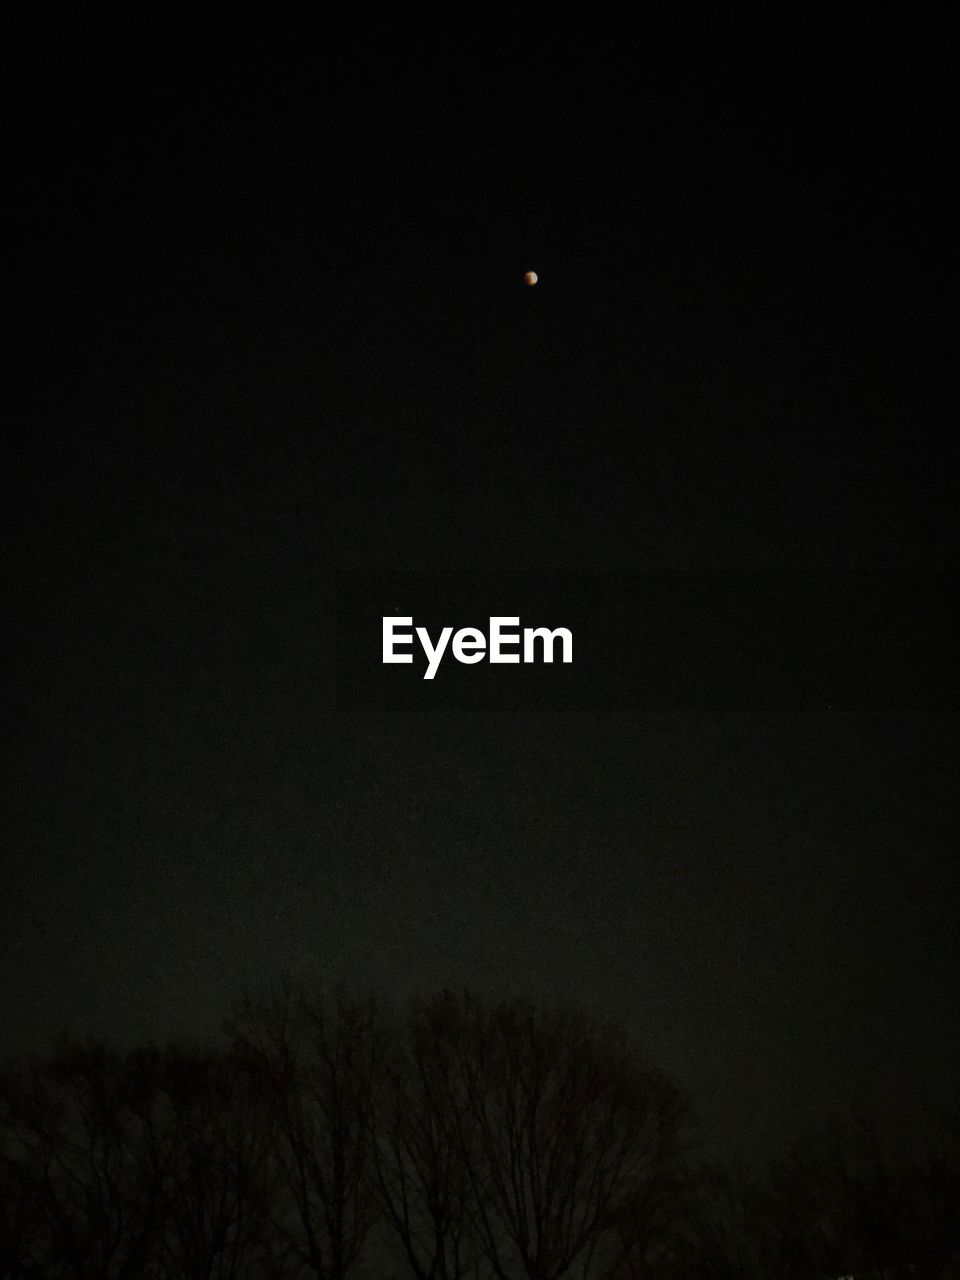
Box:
(3, 10, 957, 1162)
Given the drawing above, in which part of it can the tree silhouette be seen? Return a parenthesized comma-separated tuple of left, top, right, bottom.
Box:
(398, 991, 690, 1280)
(642, 1161, 777, 1280)
(369, 996, 483, 1280)
(229, 978, 380, 1280)
(764, 1103, 960, 1280)
(0, 1040, 164, 1278)
(0, 1129, 44, 1279)
(147, 1045, 275, 1280)
(8, 982, 953, 1280)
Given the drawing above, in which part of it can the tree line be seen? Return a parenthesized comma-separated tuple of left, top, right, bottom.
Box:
(1, 982, 957, 1280)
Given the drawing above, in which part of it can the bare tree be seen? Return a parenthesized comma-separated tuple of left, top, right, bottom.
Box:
(406, 991, 690, 1280)
(0, 1121, 45, 1279)
(370, 997, 482, 1280)
(0, 990, 693, 1280)
(766, 1102, 960, 1280)
(0, 1040, 277, 1280)
(639, 1161, 777, 1280)
(229, 978, 380, 1280)
(147, 1045, 276, 1280)
(0, 1039, 164, 1279)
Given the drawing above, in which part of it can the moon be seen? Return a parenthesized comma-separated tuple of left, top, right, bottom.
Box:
(524, 271, 538, 286)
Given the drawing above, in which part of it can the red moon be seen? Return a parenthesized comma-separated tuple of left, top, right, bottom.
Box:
(524, 271, 538, 286)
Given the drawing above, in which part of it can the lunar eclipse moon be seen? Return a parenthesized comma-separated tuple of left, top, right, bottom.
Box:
(524, 270, 538, 285)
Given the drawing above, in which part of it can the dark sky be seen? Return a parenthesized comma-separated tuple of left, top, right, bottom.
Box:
(3, 10, 957, 1161)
